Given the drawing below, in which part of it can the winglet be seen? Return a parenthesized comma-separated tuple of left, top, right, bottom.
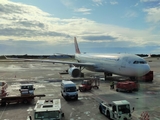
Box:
(74, 37, 81, 54)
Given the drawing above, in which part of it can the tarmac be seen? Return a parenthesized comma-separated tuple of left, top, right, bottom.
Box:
(0, 57, 160, 120)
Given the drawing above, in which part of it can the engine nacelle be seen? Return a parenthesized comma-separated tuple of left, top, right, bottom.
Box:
(68, 67, 81, 78)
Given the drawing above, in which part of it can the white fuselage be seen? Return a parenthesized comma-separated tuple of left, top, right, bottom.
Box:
(75, 53, 150, 77)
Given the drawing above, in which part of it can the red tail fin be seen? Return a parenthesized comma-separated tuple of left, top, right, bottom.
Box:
(74, 37, 81, 54)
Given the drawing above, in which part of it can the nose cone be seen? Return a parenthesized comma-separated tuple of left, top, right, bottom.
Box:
(136, 64, 150, 77)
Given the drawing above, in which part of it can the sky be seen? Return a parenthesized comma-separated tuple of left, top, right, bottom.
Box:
(0, 0, 160, 55)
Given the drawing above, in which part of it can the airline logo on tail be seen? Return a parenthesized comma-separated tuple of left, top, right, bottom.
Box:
(74, 37, 81, 54)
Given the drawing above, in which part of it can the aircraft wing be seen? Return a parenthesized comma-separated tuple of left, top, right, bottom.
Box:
(5, 56, 95, 67)
(137, 54, 151, 59)
(25, 59, 95, 67)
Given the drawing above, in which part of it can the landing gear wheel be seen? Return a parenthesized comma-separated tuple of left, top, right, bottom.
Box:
(80, 73, 84, 77)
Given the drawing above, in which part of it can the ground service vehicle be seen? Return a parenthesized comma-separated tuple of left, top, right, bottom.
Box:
(138, 71, 153, 82)
(0, 81, 8, 98)
(79, 79, 99, 92)
(116, 81, 139, 92)
(0, 84, 45, 106)
(99, 100, 134, 120)
(19, 84, 35, 94)
(28, 99, 64, 120)
(61, 80, 78, 100)
(79, 80, 92, 92)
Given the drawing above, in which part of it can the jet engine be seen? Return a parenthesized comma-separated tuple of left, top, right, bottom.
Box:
(68, 67, 81, 78)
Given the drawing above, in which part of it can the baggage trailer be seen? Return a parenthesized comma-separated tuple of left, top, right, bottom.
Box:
(116, 81, 139, 92)
(0, 84, 45, 106)
(99, 100, 134, 120)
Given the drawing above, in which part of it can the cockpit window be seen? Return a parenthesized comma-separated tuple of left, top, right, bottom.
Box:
(133, 61, 147, 64)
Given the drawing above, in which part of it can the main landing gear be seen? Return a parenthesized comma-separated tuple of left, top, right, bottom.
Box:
(130, 77, 138, 81)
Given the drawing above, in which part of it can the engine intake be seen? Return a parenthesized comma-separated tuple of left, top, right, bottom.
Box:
(68, 67, 81, 78)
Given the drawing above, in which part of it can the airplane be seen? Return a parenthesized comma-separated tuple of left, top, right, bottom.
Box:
(6, 37, 150, 80)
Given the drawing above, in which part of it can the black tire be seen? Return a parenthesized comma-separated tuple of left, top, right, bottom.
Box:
(89, 87, 92, 90)
(63, 96, 70, 101)
(124, 118, 127, 120)
(64, 96, 68, 101)
(116, 89, 119, 92)
(135, 88, 139, 91)
(99, 106, 102, 114)
(23, 99, 29, 104)
(61, 113, 64, 117)
(80, 88, 83, 92)
(75, 95, 78, 100)
(107, 111, 110, 119)
(1, 102, 6, 107)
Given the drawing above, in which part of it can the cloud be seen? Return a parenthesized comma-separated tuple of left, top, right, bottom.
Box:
(0, 0, 159, 54)
(60, 0, 74, 8)
(140, 0, 160, 8)
(0, 0, 72, 42)
(124, 11, 138, 18)
(82, 35, 117, 41)
(134, 3, 139, 7)
(74, 7, 92, 14)
(143, 7, 160, 23)
(92, 0, 106, 6)
(110, 1, 118, 5)
(140, 0, 159, 2)
(0, 39, 74, 55)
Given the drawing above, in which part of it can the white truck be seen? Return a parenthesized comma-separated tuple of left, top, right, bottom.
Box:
(99, 100, 134, 120)
(28, 99, 64, 120)
(61, 80, 78, 100)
